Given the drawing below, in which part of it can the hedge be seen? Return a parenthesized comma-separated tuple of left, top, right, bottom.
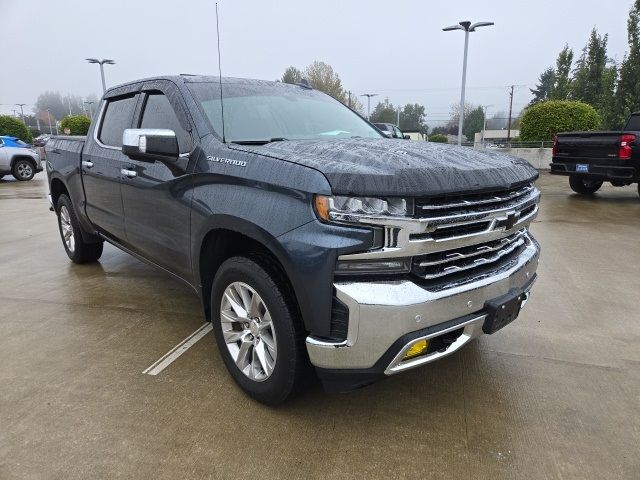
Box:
(0, 115, 32, 143)
(428, 134, 448, 143)
(60, 115, 91, 136)
(520, 101, 600, 141)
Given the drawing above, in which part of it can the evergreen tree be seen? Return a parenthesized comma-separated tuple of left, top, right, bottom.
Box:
(613, 0, 640, 128)
(530, 67, 556, 105)
(550, 45, 574, 100)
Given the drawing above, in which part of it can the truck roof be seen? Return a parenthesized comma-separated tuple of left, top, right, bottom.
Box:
(104, 75, 303, 97)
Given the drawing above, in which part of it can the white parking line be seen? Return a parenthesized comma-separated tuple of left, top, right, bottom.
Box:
(143, 322, 213, 376)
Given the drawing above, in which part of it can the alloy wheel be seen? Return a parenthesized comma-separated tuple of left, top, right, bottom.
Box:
(59, 205, 75, 253)
(17, 162, 33, 179)
(220, 281, 277, 382)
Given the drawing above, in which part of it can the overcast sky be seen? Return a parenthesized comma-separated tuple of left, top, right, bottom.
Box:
(1, 0, 633, 125)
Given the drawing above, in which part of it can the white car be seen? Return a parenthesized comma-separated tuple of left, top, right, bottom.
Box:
(0, 136, 42, 181)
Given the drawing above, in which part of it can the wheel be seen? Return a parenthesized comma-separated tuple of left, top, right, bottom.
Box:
(569, 175, 603, 195)
(12, 159, 35, 181)
(211, 255, 311, 405)
(56, 194, 104, 264)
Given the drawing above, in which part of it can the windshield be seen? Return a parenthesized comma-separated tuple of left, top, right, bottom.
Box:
(188, 81, 382, 143)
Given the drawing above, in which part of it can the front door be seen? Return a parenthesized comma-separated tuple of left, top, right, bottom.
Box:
(120, 85, 194, 281)
(82, 94, 138, 242)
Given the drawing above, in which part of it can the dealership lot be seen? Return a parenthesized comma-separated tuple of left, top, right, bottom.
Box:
(1, 172, 639, 479)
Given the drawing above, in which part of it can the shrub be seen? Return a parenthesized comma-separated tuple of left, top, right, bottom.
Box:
(60, 115, 91, 136)
(520, 101, 600, 141)
(0, 115, 32, 143)
(428, 134, 448, 143)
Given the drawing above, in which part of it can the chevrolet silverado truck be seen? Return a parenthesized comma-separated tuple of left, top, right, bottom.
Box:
(46, 75, 541, 404)
(550, 112, 639, 196)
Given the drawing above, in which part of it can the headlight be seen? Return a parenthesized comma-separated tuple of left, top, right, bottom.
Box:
(314, 195, 408, 222)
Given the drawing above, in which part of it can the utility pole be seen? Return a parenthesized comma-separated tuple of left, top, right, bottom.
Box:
(507, 85, 514, 142)
(347, 91, 352, 108)
(360, 93, 378, 120)
(481, 105, 493, 144)
(84, 101, 95, 118)
(67, 97, 73, 116)
(46, 109, 53, 135)
(397, 106, 401, 127)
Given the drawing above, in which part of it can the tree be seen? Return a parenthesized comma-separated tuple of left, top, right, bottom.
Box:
(345, 95, 365, 115)
(60, 115, 91, 135)
(281, 66, 302, 85)
(530, 67, 556, 105)
(400, 103, 427, 132)
(35, 91, 66, 120)
(303, 61, 347, 102)
(549, 45, 574, 100)
(370, 99, 397, 124)
(463, 106, 485, 142)
(520, 100, 600, 141)
(446, 102, 474, 136)
(613, 0, 640, 128)
(0, 115, 32, 143)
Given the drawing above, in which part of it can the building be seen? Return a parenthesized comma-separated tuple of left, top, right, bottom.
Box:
(474, 129, 520, 144)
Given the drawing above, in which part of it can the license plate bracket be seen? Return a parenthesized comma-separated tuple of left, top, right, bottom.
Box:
(576, 164, 589, 173)
(482, 289, 525, 334)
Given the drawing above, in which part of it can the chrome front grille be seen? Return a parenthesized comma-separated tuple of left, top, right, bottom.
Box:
(412, 229, 528, 280)
(337, 181, 541, 286)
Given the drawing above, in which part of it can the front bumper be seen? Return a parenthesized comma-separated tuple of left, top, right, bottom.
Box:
(306, 237, 540, 380)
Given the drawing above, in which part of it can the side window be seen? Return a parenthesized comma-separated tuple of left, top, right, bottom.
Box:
(393, 126, 403, 138)
(98, 95, 137, 147)
(140, 93, 191, 153)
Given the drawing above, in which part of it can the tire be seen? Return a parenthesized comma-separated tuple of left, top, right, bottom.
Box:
(12, 159, 36, 181)
(210, 255, 311, 405)
(569, 175, 603, 195)
(56, 194, 104, 264)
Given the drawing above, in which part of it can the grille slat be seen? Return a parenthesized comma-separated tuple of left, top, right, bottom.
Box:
(413, 230, 528, 280)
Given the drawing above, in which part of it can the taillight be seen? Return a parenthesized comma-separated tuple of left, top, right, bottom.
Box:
(619, 134, 636, 160)
(552, 135, 558, 156)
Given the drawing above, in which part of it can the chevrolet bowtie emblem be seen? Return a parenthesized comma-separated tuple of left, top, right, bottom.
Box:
(503, 211, 520, 230)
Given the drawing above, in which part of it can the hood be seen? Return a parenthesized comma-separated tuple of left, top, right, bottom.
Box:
(229, 138, 538, 197)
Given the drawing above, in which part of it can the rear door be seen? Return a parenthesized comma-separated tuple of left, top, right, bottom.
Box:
(82, 94, 138, 242)
(120, 81, 194, 280)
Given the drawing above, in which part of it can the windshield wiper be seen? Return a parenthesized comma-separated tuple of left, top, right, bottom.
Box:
(231, 137, 288, 145)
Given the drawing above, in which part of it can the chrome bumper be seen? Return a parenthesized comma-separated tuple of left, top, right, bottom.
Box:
(306, 238, 540, 372)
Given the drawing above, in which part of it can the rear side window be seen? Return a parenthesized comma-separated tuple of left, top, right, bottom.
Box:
(98, 95, 137, 147)
(625, 115, 640, 131)
(139, 93, 190, 153)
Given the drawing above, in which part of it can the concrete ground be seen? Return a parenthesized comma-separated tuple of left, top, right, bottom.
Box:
(1, 172, 639, 480)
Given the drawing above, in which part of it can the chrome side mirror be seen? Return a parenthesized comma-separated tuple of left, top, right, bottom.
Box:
(122, 129, 178, 162)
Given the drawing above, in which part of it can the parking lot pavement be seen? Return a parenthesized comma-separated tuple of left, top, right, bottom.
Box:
(1, 172, 639, 480)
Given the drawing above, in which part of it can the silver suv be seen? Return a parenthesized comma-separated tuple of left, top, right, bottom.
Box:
(0, 136, 42, 181)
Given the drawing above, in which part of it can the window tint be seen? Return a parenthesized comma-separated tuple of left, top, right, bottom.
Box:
(625, 115, 640, 131)
(99, 95, 137, 147)
(140, 93, 190, 153)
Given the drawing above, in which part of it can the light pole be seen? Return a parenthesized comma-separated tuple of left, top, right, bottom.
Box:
(443, 20, 494, 145)
(46, 109, 54, 135)
(481, 105, 493, 144)
(84, 101, 95, 118)
(85, 58, 115, 93)
(15, 103, 27, 124)
(360, 93, 378, 120)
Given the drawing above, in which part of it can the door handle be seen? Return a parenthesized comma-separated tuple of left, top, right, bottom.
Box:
(81, 160, 94, 168)
(120, 168, 137, 178)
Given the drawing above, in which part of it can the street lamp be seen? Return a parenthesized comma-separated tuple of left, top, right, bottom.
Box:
(480, 105, 493, 144)
(85, 58, 115, 93)
(84, 101, 95, 118)
(360, 93, 378, 120)
(15, 103, 27, 124)
(443, 20, 494, 146)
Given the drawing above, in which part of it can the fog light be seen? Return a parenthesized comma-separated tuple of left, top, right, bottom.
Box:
(403, 339, 429, 360)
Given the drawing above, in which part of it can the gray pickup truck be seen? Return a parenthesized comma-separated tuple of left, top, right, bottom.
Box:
(46, 75, 541, 404)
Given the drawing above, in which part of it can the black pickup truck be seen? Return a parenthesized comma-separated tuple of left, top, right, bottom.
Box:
(46, 75, 541, 404)
(550, 113, 640, 196)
